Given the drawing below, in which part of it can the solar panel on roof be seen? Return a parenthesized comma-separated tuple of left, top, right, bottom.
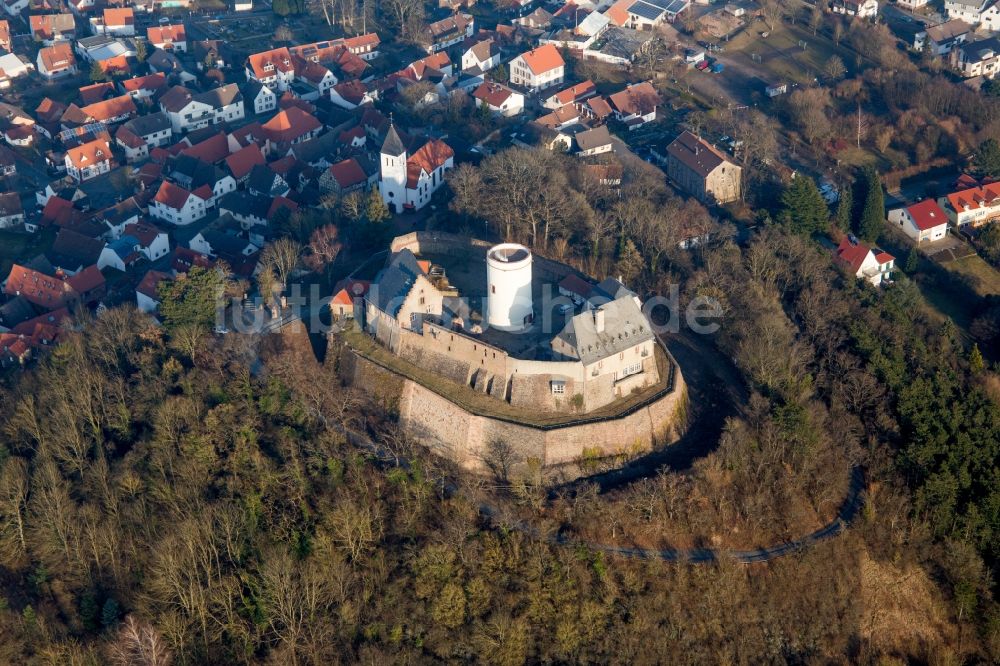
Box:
(640, 0, 687, 12)
(627, 0, 666, 21)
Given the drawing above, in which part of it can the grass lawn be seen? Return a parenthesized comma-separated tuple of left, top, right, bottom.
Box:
(343, 325, 675, 428)
(725, 23, 862, 88)
(941, 254, 1000, 297)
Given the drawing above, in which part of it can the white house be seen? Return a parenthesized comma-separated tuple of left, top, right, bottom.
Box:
(462, 39, 499, 73)
(913, 19, 970, 56)
(0, 53, 34, 88)
(423, 13, 474, 53)
(150, 181, 210, 225)
(379, 125, 454, 213)
(510, 44, 565, 93)
(37, 43, 77, 80)
(897, 0, 929, 8)
(65, 137, 113, 182)
(888, 200, 950, 244)
(472, 82, 525, 117)
(835, 237, 894, 286)
(575, 126, 614, 156)
(830, 0, 879, 18)
(245, 47, 296, 92)
(90, 8, 135, 37)
(147, 24, 187, 52)
(136, 270, 170, 313)
(608, 81, 662, 130)
(124, 221, 171, 261)
(159, 84, 245, 133)
(939, 182, 1000, 227)
(951, 36, 1000, 78)
(246, 81, 278, 115)
(945, 0, 991, 25)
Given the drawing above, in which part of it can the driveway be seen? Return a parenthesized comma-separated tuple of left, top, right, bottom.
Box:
(921, 234, 976, 264)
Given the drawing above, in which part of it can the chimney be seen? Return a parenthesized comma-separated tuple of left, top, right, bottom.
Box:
(593, 307, 605, 333)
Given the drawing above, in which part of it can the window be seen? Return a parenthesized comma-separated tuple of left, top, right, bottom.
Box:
(551, 381, 565, 395)
(616, 362, 642, 381)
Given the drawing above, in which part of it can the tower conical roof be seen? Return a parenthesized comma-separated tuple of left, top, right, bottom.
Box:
(381, 124, 406, 157)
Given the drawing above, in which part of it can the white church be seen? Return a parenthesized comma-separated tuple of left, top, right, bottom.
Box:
(379, 124, 455, 214)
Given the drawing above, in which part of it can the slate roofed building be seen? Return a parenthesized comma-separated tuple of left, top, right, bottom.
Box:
(662, 130, 741, 204)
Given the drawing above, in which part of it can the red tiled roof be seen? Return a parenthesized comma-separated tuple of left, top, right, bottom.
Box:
(66, 137, 112, 170)
(247, 47, 294, 79)
(66, 264, 105, 295)
(4, 264, 73, 309)
(268, 196, 298, 219)
(473, 82, 517, 107)
(81, 94, 136, 122)
(225, 143, 265, 180)
(180, 132, 230, 163)
(945, 182, 1000, 214)
(517, 43, 564, 75)
(331, 279, 370, 306)
(608, 81, 661, 116)
(38, 43, 75, 72)
(154, 181, 196, 209)
(406, 139, 453, 189)
(605, 0, 631, 26)
(136, 269, 170, 300)
(147, 24, 185, 44)
(121, 72, 166, 93)
(327, 158, 367, 189)
(172, 247, 215, 274)
(79, 81, 115, 105)
(552, 80, 596, 105)
(103, 8, 134, 26)
(835, 238, 871, 274)
(906, 199, 948, 231)
(36, 97, 67, 123)
(261, 106, 321, 144)
(124, 221, 163, 246)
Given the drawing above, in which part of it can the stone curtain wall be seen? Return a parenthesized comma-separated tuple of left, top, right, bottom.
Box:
(347, 351, 688, 479)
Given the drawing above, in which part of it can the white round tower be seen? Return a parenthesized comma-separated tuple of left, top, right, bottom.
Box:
(486, 243, 533, 331)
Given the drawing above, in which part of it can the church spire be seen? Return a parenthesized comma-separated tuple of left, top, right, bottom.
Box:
(381, 121, 405, 157)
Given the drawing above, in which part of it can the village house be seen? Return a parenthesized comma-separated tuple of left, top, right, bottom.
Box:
(159, 83, 245, 133)
(120, 72, 168, 102)
(913, 19, 970, 55)
(604, 0, 690, 30)
(461, 38, 500, 73)
(246, 47, 296, 92)
(4, 263, 106, 311)
(65, 137, 113, 182)
(887, 200, 950, 244)
(46, 228, 123, 273)
(147, 24, 186, 52)
(29, 13, 75, 44)
(122, 221, 170, 261)
(150, 180, 210, 225)
(951, 35, 1000, 78)
(0, 53, 34, 87)
(260, 106, 323, 153)
(575, 125, 614, 156)
(246, 81, 279, 115)
(944, 0, 1000, 29)
(898, 0, 929, 8)
(90, 7, 134, 36)
(608, 81, 662, 130)
(0, 19, 9, 51)
(37, 42, 77, 79)
(662, 130, 741, 204)
(379, 125, 455, 213)
(115, 112, 172, 162)
(834, 237, 894, 287)
(330, 80, 376, 109)
(510, 44, 565, 92)
(423, 13, 474, 52)
(543, 80, 597, 110)
(938, 181, 1000, 227)
(225, 143, 266, 183)
(136, 269, 170, 313)
(829, 0, 879, 18)
(472, 82, 525, 117)
(320, 157, 376, 195)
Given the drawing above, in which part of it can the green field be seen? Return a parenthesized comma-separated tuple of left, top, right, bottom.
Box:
(941, 254, 1000, 297)
(725, 23, 863, 88)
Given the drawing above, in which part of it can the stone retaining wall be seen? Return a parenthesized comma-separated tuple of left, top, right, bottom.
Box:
(347, 350, 687, 478)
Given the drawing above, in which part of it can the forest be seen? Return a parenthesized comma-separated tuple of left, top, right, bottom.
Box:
(0, 134, 996, 663)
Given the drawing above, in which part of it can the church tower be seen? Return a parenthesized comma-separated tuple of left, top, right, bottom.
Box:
(380, 123, 407, 214)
